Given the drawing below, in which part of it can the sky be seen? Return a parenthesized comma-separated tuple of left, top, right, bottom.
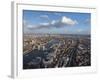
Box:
(23, 10, 91, 35)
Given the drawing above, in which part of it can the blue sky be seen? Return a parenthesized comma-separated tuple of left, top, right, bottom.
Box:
(23, 10, 91, 34)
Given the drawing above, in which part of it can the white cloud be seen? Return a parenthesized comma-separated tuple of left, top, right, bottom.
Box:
(54, 13, 61, 16)
(27, 25, 33, 28)
(39, 22, 50, 26)
(40, 15, 49, 19)
(77, 29, 83, 32)
(26, 24, 38, 29)
(61, 16, 78, 25)
(23, 16, 78, 31)
(50, 16, 78, 28)
(85, 19, 90, 24)
(51, 20, 58, 25)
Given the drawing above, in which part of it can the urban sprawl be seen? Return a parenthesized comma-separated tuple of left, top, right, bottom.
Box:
(23, 34, 91, 69)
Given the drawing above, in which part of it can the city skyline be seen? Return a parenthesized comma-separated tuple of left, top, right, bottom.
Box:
(23, 10, 91, 35)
